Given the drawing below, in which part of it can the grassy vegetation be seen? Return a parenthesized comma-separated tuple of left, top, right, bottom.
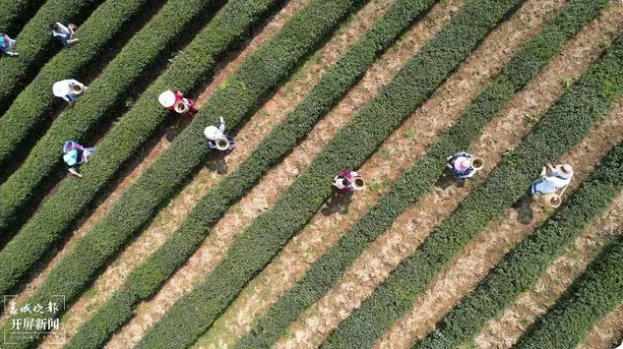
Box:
(0, 0, 222, 232)
(0, 0, 47, 34)
(515, 234, 623, 349)
(0, 0, 367, 348)
(0, 0, 281, 297)
(414, 138, 623, 349)
(0, 0, 171, 168)
(236, 1, 611, 347)
(130, 0, 529, 347)
(66, 0, 440, 347)
(0, 0, 105, 114)
(321, 35, 623, 349)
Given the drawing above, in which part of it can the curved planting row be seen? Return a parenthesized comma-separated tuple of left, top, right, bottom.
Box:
(515, 233, 623, 349)
(0, 0, 47, 34)
(65, 0, 439, 347)
(0, 0, 365, 347)
(236, 0, 610, 347)
(0, 0, 223, 233)
(131, 0, 527, 347)
(0, 0, 106, 114)
(0, 0, 280, 297)
(413, 136, 623, 349)
(0, 0, 170, 170)
(321, 34, 623, 349)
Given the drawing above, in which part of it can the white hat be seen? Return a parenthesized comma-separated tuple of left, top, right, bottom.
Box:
(556, 164, 574, 179)
(158, 90, 176, 108)
(53, 81, 71, 97)
(204, 126, 222, 141)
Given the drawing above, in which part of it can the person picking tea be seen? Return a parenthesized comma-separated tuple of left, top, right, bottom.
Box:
(51, 22, 79, 46)
(0, 33, 18, 56)
(332, 169, 364, 192)
(62, 140, 96, 177)
(446, 152, 483, 179)
(53, 79, 87, 105)
(204, 117, 234, 152)
(531, 163, 573, 195)
(158, 90, 198, 118)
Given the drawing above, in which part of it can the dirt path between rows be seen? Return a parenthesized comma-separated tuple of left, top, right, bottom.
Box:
(99, 0, 400, 347)
(192, 0, 471, 347)
(24, 1, 311, 347)
(268, 2, 621, 348)
(579, 304, 623, 349)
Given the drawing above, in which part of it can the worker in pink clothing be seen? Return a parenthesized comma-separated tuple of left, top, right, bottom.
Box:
(0, 33, 18, 56)
(62, 140, 96, 177)
(158, 90, 198, 118)
(332, 169, 365, 192)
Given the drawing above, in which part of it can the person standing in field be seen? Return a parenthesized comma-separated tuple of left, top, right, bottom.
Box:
(53, 79, 87, 105)
(204, 117, 234, 152)
(62, 140, 96, 178)
(332, 169, 364, 192)
(530, 163, 573, 195)
(158, 90, 198, 118)
(446, 152, 483, 179)
(51, 22, 79, 46)
(0, 33, 18, 56)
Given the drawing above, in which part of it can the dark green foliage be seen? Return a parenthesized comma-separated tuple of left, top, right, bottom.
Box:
(322, 34, 623, 349)
(0, 0, 281, 299)
(66, 0, 438, 347)
(415, 139, 623, 349)
(0, 0, 47, 34)
(237, 1, 611, 347)
(0, 0, 365, 348)
(0, 0, 221, 231)
(0, 0, 106, 114)
(131, 0, 527, 347)
(515, 234, 623, 349)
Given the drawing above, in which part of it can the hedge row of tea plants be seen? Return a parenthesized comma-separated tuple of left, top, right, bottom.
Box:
(414, 138, 623, 349)
(236, 1, 611, 347)
(0, 0, 47, 34)
(514, 234, 623, 349)
(0, 0, 223, 232)
(65, 0, 440, 347)
(0, 0, 283, 297)
(321, 34, 623, 349)
(0, 0, 366, 347)
(0, 0, 172, 168)
(130, 0, 528, 347)
(0, 0, 106, 114)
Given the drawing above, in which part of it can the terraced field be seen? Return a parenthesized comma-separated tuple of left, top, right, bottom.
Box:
(0, 0, 622, 348)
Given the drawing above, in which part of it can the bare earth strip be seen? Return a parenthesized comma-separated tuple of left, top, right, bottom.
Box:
(94, 0, 402, 348)
(192, 0, 472, 347)
(0, 0, 311, 333)
(473, 117, 623, 349)
(376, 7, 623, 349)
(579, 304, 623, 349)
(269, 2, 621, 348)
(381, 97, 623, 349)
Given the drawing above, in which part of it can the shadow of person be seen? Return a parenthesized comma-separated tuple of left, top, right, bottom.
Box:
(205, 151, 229, 174)
(165, 116, 193, 142)
(435, 171, 466, 190)
(321, 190, 354, 216)
(513, 194, 535, 225)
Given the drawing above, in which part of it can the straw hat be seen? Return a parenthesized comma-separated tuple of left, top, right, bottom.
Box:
(53, 81, 71, 97)
(454, 157, 472, 172)
(158, 90, 176, 108)
(555, 164, 574, 179)
(204, 126, 222, 140)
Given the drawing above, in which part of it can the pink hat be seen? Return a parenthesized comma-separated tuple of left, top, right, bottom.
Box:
(454, 157, 472, 172)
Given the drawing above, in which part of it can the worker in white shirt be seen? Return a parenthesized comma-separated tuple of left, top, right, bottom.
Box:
(51, 22, 79, 46)
(204, 117, 234, 152)
(531, 163, 573, 195)
(53, 79, 87, 105)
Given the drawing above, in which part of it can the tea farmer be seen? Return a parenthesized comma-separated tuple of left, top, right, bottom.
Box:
(158, 90, 198, 118)
(0, 33, 18, 56)
(531, 163, 573, 195)
(446, 152, 482, 179)
(332, 169, 364, 192)
(62, 140, 96, 178)
(53, 79, 87, 105)
(51, 22, 79, 46)
(204, 117, 234, 152)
